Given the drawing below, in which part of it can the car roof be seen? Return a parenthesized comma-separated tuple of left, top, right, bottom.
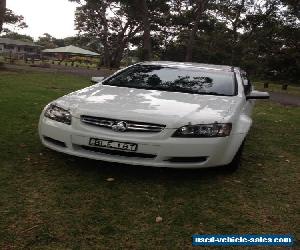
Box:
(139, 61, 240, 73)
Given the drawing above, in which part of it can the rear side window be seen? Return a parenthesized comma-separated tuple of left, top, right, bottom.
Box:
(104, 65, 236, 96)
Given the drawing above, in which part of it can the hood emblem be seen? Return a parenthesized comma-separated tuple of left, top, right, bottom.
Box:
(112, 121, 127, 132)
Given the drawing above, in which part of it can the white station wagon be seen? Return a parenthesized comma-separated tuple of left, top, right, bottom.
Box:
(39, 61, 269, 171)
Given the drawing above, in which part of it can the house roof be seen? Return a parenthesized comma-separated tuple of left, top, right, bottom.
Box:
(0, 38, 39, 47)
(42, 45, 100, 56)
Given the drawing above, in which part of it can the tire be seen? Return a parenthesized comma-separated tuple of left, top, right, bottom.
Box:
(222, 141, 245, 173)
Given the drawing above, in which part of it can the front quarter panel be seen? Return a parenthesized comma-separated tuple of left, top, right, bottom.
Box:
(233, 113, 253, 135)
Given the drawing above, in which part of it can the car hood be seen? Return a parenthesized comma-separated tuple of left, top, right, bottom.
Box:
(55, 84, 241, 128)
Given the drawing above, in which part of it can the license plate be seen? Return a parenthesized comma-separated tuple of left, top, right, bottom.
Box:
(89, 138, 138, 152)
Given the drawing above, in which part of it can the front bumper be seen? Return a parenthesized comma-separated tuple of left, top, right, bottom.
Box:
(38, 116, 246, 169)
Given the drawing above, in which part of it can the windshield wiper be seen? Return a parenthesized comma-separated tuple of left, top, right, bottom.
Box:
(196, 92, 231, 96)
(102, 84, 232, 96)
(102, 81, 122, 86)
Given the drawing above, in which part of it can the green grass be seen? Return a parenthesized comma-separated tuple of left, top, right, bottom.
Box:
(0, 70, 299, 249)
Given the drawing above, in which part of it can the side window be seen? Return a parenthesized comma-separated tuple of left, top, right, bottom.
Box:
(241, 72, 252, 95)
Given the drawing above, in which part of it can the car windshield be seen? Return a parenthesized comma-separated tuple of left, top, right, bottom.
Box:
(103, 64, 236, 96)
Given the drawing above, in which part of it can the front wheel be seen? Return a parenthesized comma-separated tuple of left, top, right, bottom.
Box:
(222, 141, 245, 173)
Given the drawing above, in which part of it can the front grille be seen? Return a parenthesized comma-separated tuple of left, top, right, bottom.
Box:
(81, 146, 156, 159)
(81, 115, 165, 133)
(166, 156, 207, 163)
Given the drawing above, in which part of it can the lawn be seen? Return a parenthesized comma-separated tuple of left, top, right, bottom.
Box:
(254, 81, 300, 96)
(0, 70, 299, 249)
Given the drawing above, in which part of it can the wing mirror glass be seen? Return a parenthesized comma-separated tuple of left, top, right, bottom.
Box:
(246, 90, 270, 100)
(91, 76, 105, 83)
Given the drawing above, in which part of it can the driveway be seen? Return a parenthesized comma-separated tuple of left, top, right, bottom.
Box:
(269, 92, 300, 107)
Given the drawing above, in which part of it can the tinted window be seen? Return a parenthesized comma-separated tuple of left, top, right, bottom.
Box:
(103, 65, 236, 96)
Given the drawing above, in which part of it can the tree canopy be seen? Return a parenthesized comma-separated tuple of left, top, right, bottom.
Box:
(0, 31, 33, 42)
(0, 7, 27, 34)
(0, 0, 298, 82)
(69, 0, 299, 82)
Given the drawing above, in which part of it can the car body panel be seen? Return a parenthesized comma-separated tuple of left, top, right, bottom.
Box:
(38, 61, 266, 169)
(39, 115, 246, 168)
(55, 84, 242, 128)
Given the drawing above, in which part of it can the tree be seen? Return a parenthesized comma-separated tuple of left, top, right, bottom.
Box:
(185, 0, 209, 61)
(0, 0, 5, 33)
(229, 0, 300, 80)
(1, 31, 33, 42)
(133, 0, 152, 60)
(36, 33, 57, 48)
(64, 35, 102, 52)
(282, 0, 300, 18)
(73, 0, 141, 68)
(1, 8, 27, 34)
(162, 5, 232, 64)
(67, 0, 299, 81)
(215, 0, 248, 64)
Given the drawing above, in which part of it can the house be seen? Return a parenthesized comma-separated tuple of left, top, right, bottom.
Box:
(0, 38, 40, 59)
(42, 45, 100, 60)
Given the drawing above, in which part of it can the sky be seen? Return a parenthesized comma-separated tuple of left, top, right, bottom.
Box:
(6, 0, 79, 40)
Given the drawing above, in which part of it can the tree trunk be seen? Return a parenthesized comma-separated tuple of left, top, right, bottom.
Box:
(137, 0, 152, 61)
(0, 0, 6, 34)
(109, 22, 130, 68)
(231, 0, 245, 65)
(185, 0, 208, 62)
(102, 39, 111, 68)
(110, 24, 141, 68)
(110, 43, 125, 68)
(110, 38, 126, 68)
(99, 8, 111, 68)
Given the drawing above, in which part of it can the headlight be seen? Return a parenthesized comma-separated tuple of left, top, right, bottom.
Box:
(172, 123, 232, 137)
(44, 104, 72, 125)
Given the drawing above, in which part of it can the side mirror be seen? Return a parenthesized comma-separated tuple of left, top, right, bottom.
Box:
(246, 90, 270, 100)
(91, 76, 105, 84)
